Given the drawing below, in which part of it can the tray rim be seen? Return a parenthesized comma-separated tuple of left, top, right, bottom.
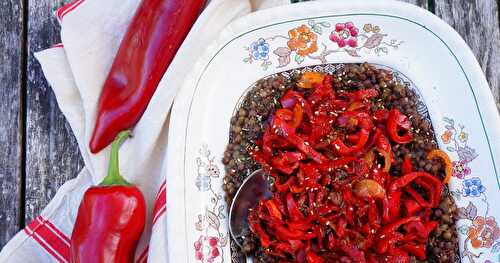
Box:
(166, 1, 500, 262)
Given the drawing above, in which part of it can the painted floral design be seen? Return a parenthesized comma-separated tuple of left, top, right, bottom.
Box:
(194, 236, 221, 263)
(441, 130, 453, 144)
(453, 160, 472, 179)
(330, 22, 359, 48)
(194, 145, 227, 263)
(462, 177, 486, 197)
(244, 20, 403, 70)
(467, 216, 500, 249)
(441, 117, 499, 262)
(250, 38, 270, 61)
(196, 175, 211, 191)
(287, 24, 318, 56)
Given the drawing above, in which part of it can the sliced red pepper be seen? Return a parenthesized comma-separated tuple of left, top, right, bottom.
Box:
(332, 129, 370, 155)
(377, 216, 420, 237)
(403, 198, 422, 216)
(292, 103, 304, 129)
(275, 176, 296, 193)
(265, 199, 283, 220)
(373, 109, 389, 122)
(274, 225, 314, 240)
(287, 193, 304, 221)
(248, 211, 271, 247)
(353, 88, 379, 101)
(271, 152, 305, 174)
(402, 155, 413, 174)
(391, 172, 442, 208)
(386, 109, 413, 144)
(306, 250, 324, 263)
(288, 134, 325, 163)
(386, 190, 402, 221)
(376, 232, 403, 254)
(340, 243, 367, 263)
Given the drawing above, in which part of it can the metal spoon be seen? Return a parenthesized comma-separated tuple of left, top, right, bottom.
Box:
(229, 169, 272, 249)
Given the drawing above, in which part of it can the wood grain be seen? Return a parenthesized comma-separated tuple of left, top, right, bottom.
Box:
(25, 0, 83, 224)
(434, 0, 500, 109)
(399, 0, 428, 9)
(0, 0, 23, 247)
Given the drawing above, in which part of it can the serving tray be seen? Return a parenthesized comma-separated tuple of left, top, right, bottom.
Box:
(166, 1, 500, 262)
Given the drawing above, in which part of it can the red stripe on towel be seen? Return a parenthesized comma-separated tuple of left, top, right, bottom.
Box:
(24, 216, 70, 263)
(56, 0, 85, 21)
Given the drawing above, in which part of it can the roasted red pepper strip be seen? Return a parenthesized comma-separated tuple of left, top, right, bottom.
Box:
(89, 0, 206, 153)
(402, 155, 413, 174)
(386, 109, 413, 144)
(404, 198, 422, 216)
(306, 250, 325, 263)
(288, 134, 325, 163)
(275, 176, 296, 193)
(391, 172, 442, 208)
(287, 192, 305, 221)
(271, 152, 305, 174)
(265, 199, 283, 220)
(340, 243, 367, 263)
(378, 216, 420, 237)
(332, 129, 370, 155)
(71, 131, 146, 262)
(386, 190, 402, 220)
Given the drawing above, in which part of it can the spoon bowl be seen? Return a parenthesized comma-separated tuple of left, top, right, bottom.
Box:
(229, 169, 272, 248)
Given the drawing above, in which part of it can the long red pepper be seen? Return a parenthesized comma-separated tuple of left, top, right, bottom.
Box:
(89, 0, 206, 153)
(71, 131, 146, 263)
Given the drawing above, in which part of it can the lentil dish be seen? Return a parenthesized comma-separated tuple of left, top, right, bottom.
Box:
(223, 63, 459, 262)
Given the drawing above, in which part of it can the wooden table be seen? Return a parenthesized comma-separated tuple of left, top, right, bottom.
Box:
(0, 0, 498, 248)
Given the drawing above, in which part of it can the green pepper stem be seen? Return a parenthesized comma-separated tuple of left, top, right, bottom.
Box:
(99, 130, 131, 186)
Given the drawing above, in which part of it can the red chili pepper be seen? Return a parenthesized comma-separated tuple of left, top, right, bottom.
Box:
(386, 109, 413, 144)
(71, 131, 146, 262)
(89, 0, 206, 153)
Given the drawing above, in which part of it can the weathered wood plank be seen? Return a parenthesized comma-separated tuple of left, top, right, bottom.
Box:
(399, 0, 428, 9)
(25, 0, 84, 224)
(434, 0, 500, 108)
(0, 0, 23, 247)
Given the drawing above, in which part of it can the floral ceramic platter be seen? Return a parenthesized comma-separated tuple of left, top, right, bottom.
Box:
(165, 1, 500, 262)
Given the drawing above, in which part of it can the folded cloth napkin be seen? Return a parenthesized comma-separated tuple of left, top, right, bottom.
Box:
(0, 0, 293, 262)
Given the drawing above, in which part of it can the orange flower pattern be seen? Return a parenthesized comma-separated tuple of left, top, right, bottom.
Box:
(467, 216, 500, 248)
(441, 130, 452, 144)
(287, 25, 318, 57)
